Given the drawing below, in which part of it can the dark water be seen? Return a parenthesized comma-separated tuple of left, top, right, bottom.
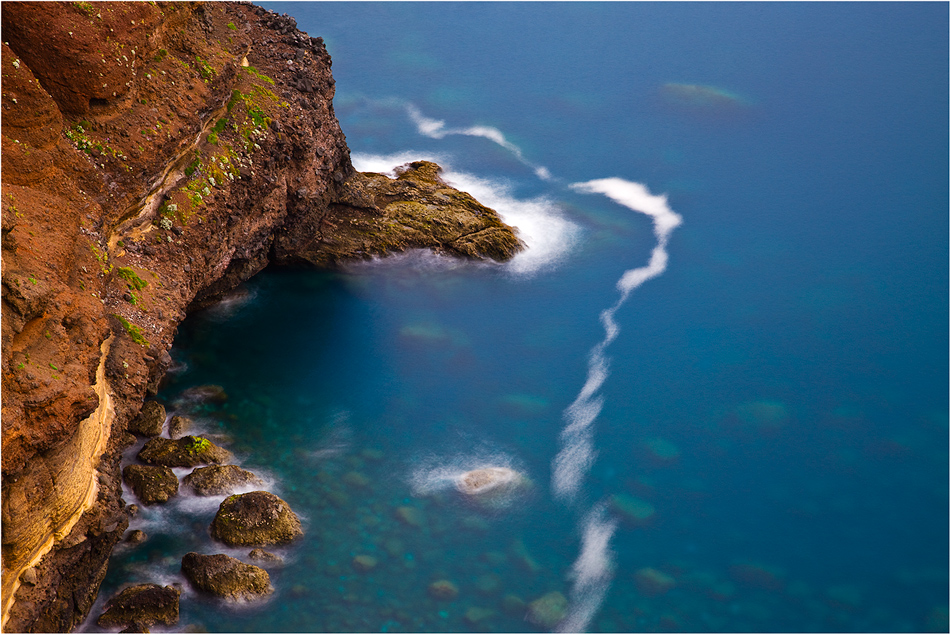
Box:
(87, 3, 948, 632)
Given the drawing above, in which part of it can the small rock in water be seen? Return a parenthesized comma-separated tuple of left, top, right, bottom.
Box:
(526, 591, 568, 629)
(343, 471, 371, 488)
(248, 549, 283, 566)
(475, 573, 502, 595)
(352, 555, 378, 572)
(641, 437, 681, 464)
(463, 606, 496, 625)
(178, 384, 228, 405)
(96, 584, 180, 629)
(510, 539, 541, 574)
(501, 594, 526, 616)
(427, 580, 459, 600)
(125, 529, 148, 545)
(181, 552, 272, 600)
(210, 491, 303, 546)
(456, 467, 526, 500)
(729, 560, 785, 592)
(183, 465, 264, 496)
(128, 401, 166, 437)
(395, 505, 424, 528)
(168, 415, 193, 439)
(122, 464, 179, 505)
(609, 493, 656, 527)
(634, 567, 676, 596)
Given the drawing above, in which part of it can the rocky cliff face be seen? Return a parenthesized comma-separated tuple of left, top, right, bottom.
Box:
(0, 3, 520, 631)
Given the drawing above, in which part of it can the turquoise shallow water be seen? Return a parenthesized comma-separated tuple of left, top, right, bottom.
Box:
(87, 3, 948, 632)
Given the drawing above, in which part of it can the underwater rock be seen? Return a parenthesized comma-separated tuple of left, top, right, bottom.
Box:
(210, 491, 303, 546)
(137, 435, 232, 468)
(455, 467, 529, 510)
(122, 464, 179, 505)
(427, 579, 459, 600)
(527, 591, 568, 629)
(183, 465, 264, 496)
(475, 573, 502, 595)
(360, 448, 384, 461)
(634, 567, 676, 596)
(641, 437, 681, 464)
(352, 554, 378, 572)
(395, 505, 425, 528)
(181, 552, 272, 600)
(248, 549, 283, 566)
(464, 606, 496, 625)
(168, 415, 193, 439)
(729, 560, 785, 592)
(501, 594, 526, 616)
(511, 539, 542, 574)
(96, 584, 180, 629)
(128, 401, 166, 437)
(343, 471, 371, 488)
(609, 493, 656, 527)
(825, 584, 862, 610)
(178, 384, 229, 405)
(734, 400, 789, 430)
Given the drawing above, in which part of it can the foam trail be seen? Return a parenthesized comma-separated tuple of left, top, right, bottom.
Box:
(406, 104, 554, 182)
(557, 504, 618, 633)
(552, 178, 681, 500)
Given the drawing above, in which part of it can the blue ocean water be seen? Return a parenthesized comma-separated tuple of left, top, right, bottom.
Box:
(88, 3, 948, 632)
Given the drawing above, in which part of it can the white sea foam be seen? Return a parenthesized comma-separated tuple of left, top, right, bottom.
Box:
(351, 152, 580, 276)
(557, 504, 618, 633)
(406, 104, 554, 182)
(552, 178, 681, 501)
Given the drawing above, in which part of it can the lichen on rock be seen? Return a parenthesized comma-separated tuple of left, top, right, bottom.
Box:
(136, 435, 232, 468)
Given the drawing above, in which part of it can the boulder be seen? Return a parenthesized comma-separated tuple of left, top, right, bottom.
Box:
(181, 552, 272, 600)
(168, 415, 193, 439)
(137, 435, 232, 468)
(183, 465, 263, 496)
(527, 591, 568, 629)
(128, 401, 166, 437)
(122, 464, 179, 505)
(96, 584, 180, 629)
(210, 491, 303, 546)
(456, 467, 529, 509)
(248, 548, 283, 566)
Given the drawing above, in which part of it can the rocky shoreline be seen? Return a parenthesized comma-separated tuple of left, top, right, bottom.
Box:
(0, 2, 521, 630)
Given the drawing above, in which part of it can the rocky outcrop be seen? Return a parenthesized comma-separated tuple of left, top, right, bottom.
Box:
(181, 552, 272, 601)
(182, 464, 263, 496)
(127, 401, 166, 437)
(96, 584, 180, 630)
(121, 464, 179, 506)
(0, 2, 520, 630)
(210, 491, 303, 547)
(136, 435, 232, 468)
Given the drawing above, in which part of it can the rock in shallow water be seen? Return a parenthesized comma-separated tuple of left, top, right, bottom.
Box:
(181, 552, 271, 600)
(122, 464, 179, 505)
(210, 490, 303, 546)
(96, 583, 180, 629)
(137, 435, 232, 468)
(527, 591, 568, 629)
(183, 465, 263, 496)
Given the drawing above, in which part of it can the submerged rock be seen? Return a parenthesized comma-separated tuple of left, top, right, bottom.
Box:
(137, 435, 232, 468)
(464, 606, 496, 625)
(96, 584, 180, 629)
(122, 464, 179, 505)
(210, 491, 303, 546)
(352, 554, 377, 572)
(526, 591, 568, 629)
(183, 465, 263, 496)
(501, 594, 526, 616)
(428, 579, 459, 600)
(125, 529, 148, 545)
(128, 401, 166, 437)
(634, 567, 676, 596)
(395, 505, 425, 528)
(181, 552, 271, 600)
(248, 548, 283, 566)
(609, 493, 656, 527)
(178, 384, 229, 405)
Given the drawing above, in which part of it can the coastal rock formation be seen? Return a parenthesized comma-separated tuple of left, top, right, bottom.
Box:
(96, 583, 180, 630)
(121, 464, 179, 506)
(180, 552, 271, 600)
(137, 435, 232, 468)
(210, 491, 303, 546)
(0, 2, 520, 630)
(182, 464, 264, 496)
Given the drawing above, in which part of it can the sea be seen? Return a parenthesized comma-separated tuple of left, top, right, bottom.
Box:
(83, 3, 949, 632)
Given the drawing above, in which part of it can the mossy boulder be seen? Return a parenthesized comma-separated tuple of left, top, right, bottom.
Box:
(96, 584, 180, 629)
(137, 435, 232, 468)
(300, 161, 524, 265)
(122, 464, 179, 505)
(181, 552, 272, 600)
(128, 401, 166, 437)
(183, 465, 264, 496)
(210, 491, 303, 546)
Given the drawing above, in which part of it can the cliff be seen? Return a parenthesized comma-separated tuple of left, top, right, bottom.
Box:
(0, 3, 520, 631)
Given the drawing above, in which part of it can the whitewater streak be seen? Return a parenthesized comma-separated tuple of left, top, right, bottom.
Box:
(553, 178, 682, 500)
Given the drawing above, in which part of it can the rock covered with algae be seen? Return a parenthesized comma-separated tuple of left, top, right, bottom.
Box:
(183, 465, 264, 496)
(122, 464, 179, 505)
(137, 435, 232, 468)
(96, 583, 180, 629)
(181, 552, 272, 600)
(210, 491, 303, 546)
